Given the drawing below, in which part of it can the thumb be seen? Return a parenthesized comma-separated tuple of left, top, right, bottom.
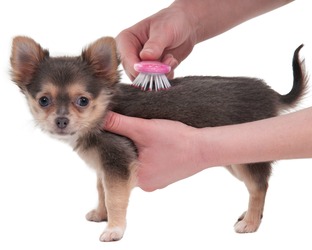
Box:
(140, 33, 171, 61)
(104, 111, 144, 140)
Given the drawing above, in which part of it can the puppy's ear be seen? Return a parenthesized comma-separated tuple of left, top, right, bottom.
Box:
(82, 37, 120, 84)
(10, 36, 48, 88)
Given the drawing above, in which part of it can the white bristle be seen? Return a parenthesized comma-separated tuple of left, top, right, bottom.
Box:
(132, 73, 171, 91)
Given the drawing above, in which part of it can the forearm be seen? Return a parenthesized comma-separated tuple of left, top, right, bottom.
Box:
(104, 108, 312, 191)
(171, 0, 294, 43)
(195, 107, 312, 170)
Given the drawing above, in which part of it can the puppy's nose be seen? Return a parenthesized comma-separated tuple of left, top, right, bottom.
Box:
(55, 117, 69, 129)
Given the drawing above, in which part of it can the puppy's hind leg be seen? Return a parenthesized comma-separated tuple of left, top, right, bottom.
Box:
(227, 163, 271, 233)
(86, 174, 108, 222)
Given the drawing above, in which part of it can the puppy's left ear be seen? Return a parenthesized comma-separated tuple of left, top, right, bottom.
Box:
(82, 37, 120, 84)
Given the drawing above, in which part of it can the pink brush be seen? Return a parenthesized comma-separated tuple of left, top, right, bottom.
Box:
(132, 61, 171, 91)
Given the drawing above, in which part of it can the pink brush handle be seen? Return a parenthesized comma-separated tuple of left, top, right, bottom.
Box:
(134, 61, 171, 74)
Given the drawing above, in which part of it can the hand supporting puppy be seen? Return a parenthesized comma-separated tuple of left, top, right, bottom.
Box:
(104, 108, 312, 191)
(104, 111, 204, 191)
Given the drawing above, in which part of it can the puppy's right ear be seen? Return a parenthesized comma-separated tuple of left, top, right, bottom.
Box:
(10, 36, 49, 87)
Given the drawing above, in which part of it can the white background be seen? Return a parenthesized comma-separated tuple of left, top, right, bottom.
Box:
(1, 1, 312, 249)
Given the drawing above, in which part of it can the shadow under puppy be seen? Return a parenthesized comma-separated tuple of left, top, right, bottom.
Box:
(10, 36, 307, 242)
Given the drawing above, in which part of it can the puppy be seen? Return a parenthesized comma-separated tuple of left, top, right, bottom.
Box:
(10, 36, 307, 242)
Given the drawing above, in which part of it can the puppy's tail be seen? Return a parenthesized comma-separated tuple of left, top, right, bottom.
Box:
(280, 44, 309, 108)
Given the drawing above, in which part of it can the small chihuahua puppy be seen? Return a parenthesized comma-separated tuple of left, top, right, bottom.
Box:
(10, 36, 307, 242)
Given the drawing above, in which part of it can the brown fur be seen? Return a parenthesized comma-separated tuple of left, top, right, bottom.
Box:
(10, 36, 308, 242)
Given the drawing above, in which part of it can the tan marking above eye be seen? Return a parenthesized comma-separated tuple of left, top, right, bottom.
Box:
(37, 83, 58, 98)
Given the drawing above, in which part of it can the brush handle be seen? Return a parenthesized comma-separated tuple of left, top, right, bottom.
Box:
(134, 61, 171, 74)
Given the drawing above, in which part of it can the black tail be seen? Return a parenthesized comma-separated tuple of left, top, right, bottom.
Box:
(280, 44, 308, 107)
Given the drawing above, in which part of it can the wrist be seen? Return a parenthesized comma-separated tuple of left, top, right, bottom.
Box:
(190, 127, 222, 172)
(169, 0, 205, 44)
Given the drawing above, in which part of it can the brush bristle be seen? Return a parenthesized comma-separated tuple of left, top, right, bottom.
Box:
(132, 73, 171, 91)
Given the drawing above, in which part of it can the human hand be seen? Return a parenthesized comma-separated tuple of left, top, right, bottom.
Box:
(104, 112, 203, 191)
(103, 107, 312, 191)
(116, 0, 292, 81)
(116, 2, 198, 80)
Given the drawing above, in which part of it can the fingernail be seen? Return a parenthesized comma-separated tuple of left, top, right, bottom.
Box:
(140, 48, 156, 60)
(142, 48, 154, 54)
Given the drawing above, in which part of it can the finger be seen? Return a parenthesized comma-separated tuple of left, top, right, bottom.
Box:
(162, 54, 179, 79)
(140, 29, 173, 61)
(116, 31, 142, 81)
(103, 111, 146, 140)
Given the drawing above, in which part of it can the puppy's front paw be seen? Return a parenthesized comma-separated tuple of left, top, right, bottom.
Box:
(100, 227, 124, 242)
(85, 209, 107, 222)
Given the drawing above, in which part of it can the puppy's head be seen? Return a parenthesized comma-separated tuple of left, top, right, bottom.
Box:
(10, 36, 119, 138)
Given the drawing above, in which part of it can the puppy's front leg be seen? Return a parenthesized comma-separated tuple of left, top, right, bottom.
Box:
(99, 165, 136, 242)
(86, 174, 107, 222)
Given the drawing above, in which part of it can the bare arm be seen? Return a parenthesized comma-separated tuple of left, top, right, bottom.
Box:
(117, 0, 293, 80)
(174, 0, 294, 43)
(196, 107, 312, 167)
(104, 107, 312, 191)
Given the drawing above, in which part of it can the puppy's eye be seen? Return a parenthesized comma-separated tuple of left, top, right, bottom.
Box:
(39, 96, 51, 107)
(76, 96, 89, 107)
